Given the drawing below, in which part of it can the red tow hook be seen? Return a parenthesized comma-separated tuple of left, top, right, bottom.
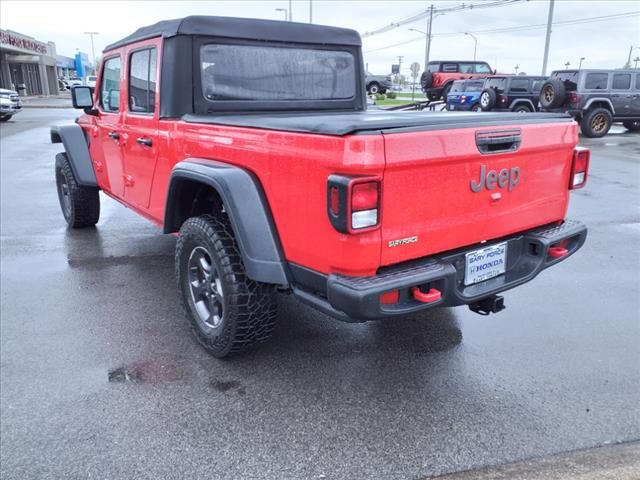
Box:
(411, 287, 442, 303)
(548, 246, 569, 258)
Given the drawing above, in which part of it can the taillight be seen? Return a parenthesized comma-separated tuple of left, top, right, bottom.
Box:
(460, 95, 467, 104)
(327, 175, 381, 233)
(570, 93, 581, 106)
(570, 147, 590, 189)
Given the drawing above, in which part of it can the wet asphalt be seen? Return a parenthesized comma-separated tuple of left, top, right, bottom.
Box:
(1, 109, 639, 480)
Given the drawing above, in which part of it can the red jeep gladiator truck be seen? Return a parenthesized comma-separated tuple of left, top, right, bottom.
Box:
(52, 16, 589, 357)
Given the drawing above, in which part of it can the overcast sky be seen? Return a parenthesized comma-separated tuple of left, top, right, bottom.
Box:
(1, 0, 639, 76)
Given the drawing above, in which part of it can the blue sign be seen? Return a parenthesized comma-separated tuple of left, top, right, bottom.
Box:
(75, 52, 85, 77)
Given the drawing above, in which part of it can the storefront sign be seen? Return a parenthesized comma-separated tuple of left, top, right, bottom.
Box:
(0, 30, 47, 54)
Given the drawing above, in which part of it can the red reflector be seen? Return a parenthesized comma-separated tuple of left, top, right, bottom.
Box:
(351, 182, 379, 211)
(330, 186, 340, 215)
(499, 95, 507, 104)
(380, 290, 399, 305)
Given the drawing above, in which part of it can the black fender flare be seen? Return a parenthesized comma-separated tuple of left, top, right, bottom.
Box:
(50, 124, 97, 187)
(164, 159, 289, 286)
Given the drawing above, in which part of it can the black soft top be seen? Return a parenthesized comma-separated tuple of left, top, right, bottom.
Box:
(104, 15, 361, 51)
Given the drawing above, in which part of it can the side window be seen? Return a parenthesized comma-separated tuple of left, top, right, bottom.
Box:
(442, 63, 458, 72)
(475, 63, 492, 74)
(509, 78, 529, 93)
(100, 56, 121, 112)
(611, 74, 631, 90)
(636, 74, 640, 90)
(584, 73, 608, 90)
(128, 48, 157, 114)
(458, 63, 475, 73)
(427, 62, 440, 73)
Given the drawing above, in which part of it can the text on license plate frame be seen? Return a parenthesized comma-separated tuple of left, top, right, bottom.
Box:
(464, 242, 508, 286)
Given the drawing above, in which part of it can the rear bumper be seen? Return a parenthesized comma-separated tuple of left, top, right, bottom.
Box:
(447, 103, 474, 111)
(293, 220, 587, 321)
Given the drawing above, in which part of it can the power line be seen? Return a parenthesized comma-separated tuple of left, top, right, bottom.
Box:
(361, 0, 522, 38)
(363, 11, 640, 53)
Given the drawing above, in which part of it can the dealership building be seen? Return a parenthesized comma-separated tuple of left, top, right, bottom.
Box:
(0, 29, 59, 95)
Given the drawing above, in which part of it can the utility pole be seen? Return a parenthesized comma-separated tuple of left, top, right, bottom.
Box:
(309, 0, 312, 23)
(397, 55, 404, 85)
(578, 57, 585, 69)
(541, 0, 555, 75)
(289, 0, 292, 21)
(84, 31, 98, 74)
(425, 4, 434, 68)
(634, 57, 640, 69)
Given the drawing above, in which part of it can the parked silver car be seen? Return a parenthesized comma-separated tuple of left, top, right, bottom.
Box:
(0, 88, 22, 122)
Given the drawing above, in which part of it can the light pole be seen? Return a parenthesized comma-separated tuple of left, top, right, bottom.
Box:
(514, 65, 519, 75)
(464, 32, 478, 61)
(564, 61, 571, 69)
(309, 0, 312, 23)
(578, 57, 585, 69)
(84, 31, 98, 74)
(634, 56, 640, 69)
(408, 27, 429, 69)
(275, 8, 287, 20)
(288, 0, 292, 21)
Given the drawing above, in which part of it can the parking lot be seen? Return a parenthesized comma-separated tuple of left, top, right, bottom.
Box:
(1, 108, 639, 479)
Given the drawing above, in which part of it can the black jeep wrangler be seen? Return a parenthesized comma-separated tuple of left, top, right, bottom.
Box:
(539, 69, 640, 137)
(479, 75, 547, 113)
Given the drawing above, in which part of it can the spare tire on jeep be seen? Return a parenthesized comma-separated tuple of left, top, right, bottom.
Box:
(539, 78, 567, 109)
(479, 89, 497, 111)
(420, 71, 433, 91)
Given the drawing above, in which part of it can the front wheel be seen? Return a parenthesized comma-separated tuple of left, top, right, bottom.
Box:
(55, 153, 100, 228)
(512, 104, 532, 113)
(0, 115, 11, 122)
(368, 83, 380, 94)
(175, 215, 277, 358)
(580, 108, 612, 138)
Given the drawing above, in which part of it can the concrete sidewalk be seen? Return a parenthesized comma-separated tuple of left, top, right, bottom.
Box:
(427, 442, 640, 480)
(20, 94, 73, 109)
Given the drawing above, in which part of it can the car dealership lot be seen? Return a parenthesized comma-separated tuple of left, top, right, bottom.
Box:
(1, 109, 638, 479)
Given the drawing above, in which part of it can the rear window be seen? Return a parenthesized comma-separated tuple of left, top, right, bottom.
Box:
(464, 80, 484, 92)
(552, 71, 578, 91)
(531, 80, 544, 92)
(427, 62, 441, 72)
(584, 73, 608, 90)
(200, 44, 355, 101)
(450, 81, 465, 93)
(485, 78, 507, 91)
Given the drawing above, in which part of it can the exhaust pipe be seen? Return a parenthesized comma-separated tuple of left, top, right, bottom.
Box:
(469, 295, 505, 316)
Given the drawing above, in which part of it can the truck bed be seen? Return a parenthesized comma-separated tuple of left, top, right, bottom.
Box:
(182, 111, 573, 136)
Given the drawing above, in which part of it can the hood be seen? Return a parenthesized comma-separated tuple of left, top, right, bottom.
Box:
(0, 88, 18, 95)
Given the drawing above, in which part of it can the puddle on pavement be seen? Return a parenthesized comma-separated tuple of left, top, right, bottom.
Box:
(108, 359, 183, 384)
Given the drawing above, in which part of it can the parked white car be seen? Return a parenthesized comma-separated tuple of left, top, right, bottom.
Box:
(0, 88, 22, 122)
(85, 75, 97, 88)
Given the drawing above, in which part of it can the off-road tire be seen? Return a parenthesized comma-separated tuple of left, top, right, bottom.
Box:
(580, 107, 612, 138)
(622, 120, 640, 132)
(175, 214, 277, 358)
(420, 71, 433, 90)
(539, 78, 566, 109)
(0, 115, 11, 122)
(512, 104, 532, 113)
(368, 82, 380, 94)
(55, 152, 100, 228)
(480, 88, 497, 111)
(471, 104, 482, 112)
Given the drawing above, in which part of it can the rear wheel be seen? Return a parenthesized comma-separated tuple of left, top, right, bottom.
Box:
(512, 104, 532, 113)
(622, 120, 640, 132)
(471, 104, 482, 112)
(55, 153, 100, 228)
(580, 108, 612, 138)
(176, 214, 277, 358)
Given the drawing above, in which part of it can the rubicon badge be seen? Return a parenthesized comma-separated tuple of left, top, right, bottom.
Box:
(388, 236, 418, 247)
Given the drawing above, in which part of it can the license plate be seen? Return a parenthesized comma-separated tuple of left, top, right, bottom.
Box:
(464, 242, 507, 286)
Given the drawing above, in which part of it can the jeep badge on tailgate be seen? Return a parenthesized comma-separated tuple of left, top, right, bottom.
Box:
(471, 165, 521, 192)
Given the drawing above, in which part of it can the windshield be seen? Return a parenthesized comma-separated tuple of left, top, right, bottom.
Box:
(450, 81, 465, 93)
(464, 80, 485, 92)
(200, 44, 356, 101)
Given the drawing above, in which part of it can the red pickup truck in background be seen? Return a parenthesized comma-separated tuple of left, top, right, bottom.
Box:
(52, 17, 588, 357)
(421, 60, 495, 100)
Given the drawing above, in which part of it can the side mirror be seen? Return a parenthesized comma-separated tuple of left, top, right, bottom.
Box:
(71, 86, 93, 109)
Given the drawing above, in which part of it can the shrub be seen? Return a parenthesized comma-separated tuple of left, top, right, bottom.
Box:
(386, 91, 397, 99)
(375, 93, 386, 101)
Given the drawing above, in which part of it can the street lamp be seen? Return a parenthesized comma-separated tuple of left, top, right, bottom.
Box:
(84, 31, 98, 74)
(514, 65, 519, 75)
(408, 28, 428, 69)
(464, 32, 478, 61)
(634, 56, 640, 69)
(275, 8, 288, 21)
(564, 61, 571, 69)
(578, 57, 585, 69)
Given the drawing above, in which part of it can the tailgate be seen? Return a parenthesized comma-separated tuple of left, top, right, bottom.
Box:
(380, 121, 578, 266)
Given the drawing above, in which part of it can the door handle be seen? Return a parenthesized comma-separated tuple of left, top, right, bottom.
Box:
(136, 137, 153, 147)
(108, 131, 120, 140)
